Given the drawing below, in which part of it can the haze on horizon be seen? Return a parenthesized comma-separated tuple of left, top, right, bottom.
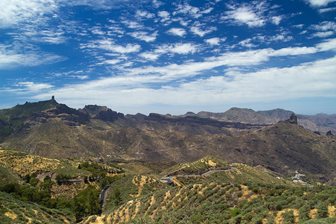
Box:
(0, 0, 335, 115)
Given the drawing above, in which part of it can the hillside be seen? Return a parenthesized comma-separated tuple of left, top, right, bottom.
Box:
(0, 191, 74, 224)
(82, 157, 336, 224)
(0, 149, 125, 222)
(0, 150, 335, 224)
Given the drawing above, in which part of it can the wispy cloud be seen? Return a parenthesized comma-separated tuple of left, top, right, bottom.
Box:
(82, 39, 141, 54)
(16, 81, 53, 92)
(32, 56, 336, 113)
(0, 44, 64, 69)
(305, 0, 336, 7)
(190, 23, 216, 37)
(155, 43, 199, 55)
(63, 0, 140, 9)
(318, 6, 336, 12)
(311, 21, 336, 38)
(0, 0, 58, 28)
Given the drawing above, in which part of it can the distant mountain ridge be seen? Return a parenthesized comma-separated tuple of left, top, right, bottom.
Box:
(181, 107, 336, 134)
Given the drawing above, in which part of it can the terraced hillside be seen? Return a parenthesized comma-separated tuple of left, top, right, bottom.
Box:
(82, 158, 336, 224)
(83, 183, 336, 224)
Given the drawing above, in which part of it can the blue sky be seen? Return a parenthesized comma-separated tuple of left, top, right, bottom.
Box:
(0, 0, 335, 114)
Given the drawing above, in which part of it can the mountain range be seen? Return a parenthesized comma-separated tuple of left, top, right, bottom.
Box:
(0, 97, 335, 182)
(182, 107, 336, 134)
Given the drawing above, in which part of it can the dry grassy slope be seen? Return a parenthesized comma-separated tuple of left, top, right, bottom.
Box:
(0, 149, 63, 176)
(2, 116, 336, 180)
(0, 191, 74, 224)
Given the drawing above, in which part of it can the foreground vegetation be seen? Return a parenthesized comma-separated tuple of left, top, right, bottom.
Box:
(0, 151, 336, 224)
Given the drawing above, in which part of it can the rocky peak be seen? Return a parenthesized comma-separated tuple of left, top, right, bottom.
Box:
(287, 113, 298, 124)
(184, 111, 197, 117)
(81, 105, 124, 122)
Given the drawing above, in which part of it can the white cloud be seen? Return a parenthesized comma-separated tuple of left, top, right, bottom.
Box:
(136, 10, 155, 19)
(268, 34, 293, 42)
(313, 31, 334, 38)
(238, 38, 256, 48)
(311, 21, 336, 38)
(306, 0, 336, 7)
(0, 0, 57, 28)
(155, 43, 199, 55)
(74, 75, 89, 80)
(0, 44, 64, 69)
(130, 31, 158, 42)
(205, 38, 221, 46)
(83, 39, 141, 54)
(167, 28, 187, 37)
(139, 52, 160, 61)
(175, 3, 201, 18)
(64, 0, 135, 9)
(152, 0, 162, 8)
(312, 21, 336, 31)
(271, 16, 282, 25)
(28, 39, 336, 112)
(32, 56, 336, 113)
(24, 29, 66, 44)
(319, 6, 336, 12)
(158, 11, 170, 21)
(100, 59, 122, 65)
(122, 20, 144, 30)
(270, 47, 318, 56)
(224, 3, 266, 27)
(316, 38, 336, 51)
(16, 82, 53, 92)
(190, 24, 216, 37)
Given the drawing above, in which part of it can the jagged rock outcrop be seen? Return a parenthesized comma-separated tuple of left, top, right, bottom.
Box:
(29, 104, 90, 126)
(326, 130, 334, 136)
(81, 105, 124, 122)
(287, 113, 298, 124)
